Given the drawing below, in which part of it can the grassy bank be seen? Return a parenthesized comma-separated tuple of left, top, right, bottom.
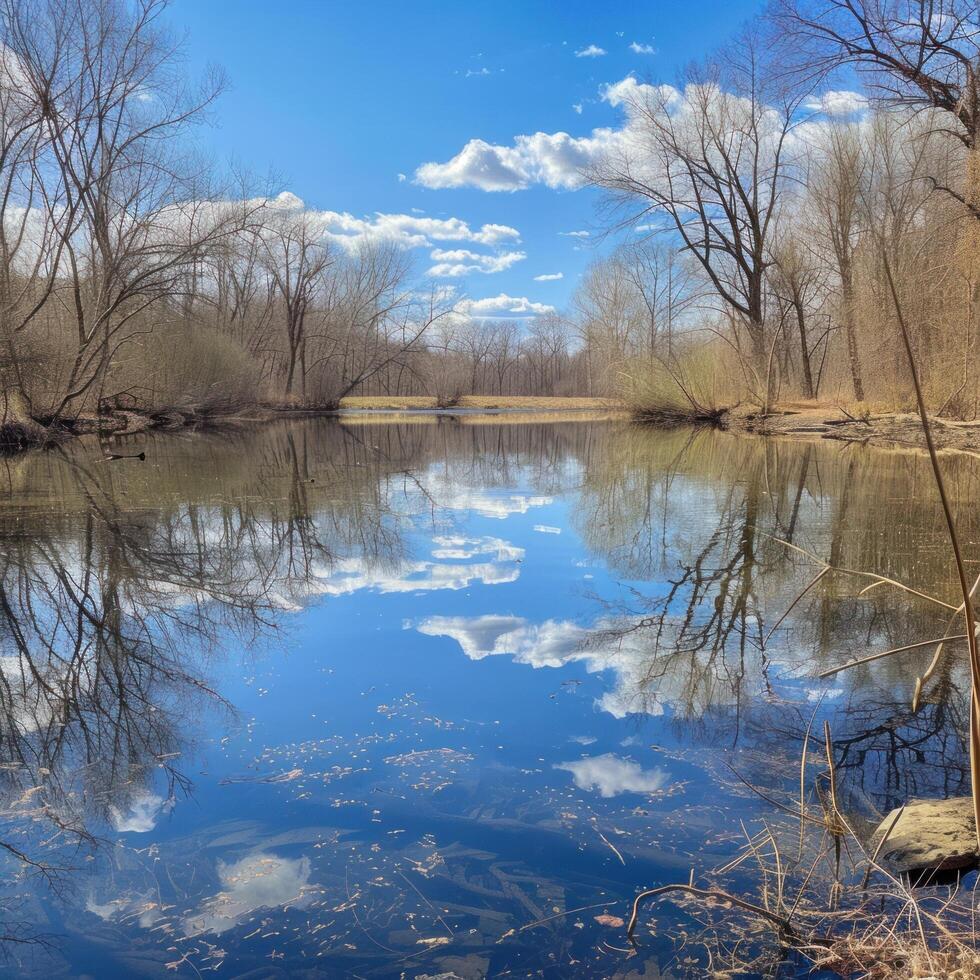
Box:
(338, 395, 621, 410)
(0, 396, 628, 456)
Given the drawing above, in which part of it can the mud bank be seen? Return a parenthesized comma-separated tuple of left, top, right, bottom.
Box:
(727, 407, 980, 455)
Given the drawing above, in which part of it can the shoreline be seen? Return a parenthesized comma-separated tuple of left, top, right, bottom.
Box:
(1, 396, 629, 456)
(723, 405, 980, 456)
(6, 397, 980, 459)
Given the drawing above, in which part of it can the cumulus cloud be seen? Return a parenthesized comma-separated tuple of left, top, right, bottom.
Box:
(456, 293, 556, 317)
(559, 229, 590, 238)
(575, 44, 607, 58)
(408, 76, 754, 195)
(556, 754, 669, 797)
(410, 74, 680, 192)
(804, 90, 869, 117)
(414, 128, 617, 191)
(629, 41, 656, 54)
(426, 247, 526, 277)
(264, 193, 521, 249)
(416, 607, 813, 720)
(534, 272, 564, 281)
(430, 535, 524, 561)
(419, 614, 528, 659)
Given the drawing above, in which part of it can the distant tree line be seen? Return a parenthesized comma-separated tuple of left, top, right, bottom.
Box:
(1, 0, 978, 445)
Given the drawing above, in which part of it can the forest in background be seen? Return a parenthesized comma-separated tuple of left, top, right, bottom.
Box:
(1, 0, 979, 445)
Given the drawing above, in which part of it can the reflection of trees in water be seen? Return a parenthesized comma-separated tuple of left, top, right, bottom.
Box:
(0, 417, 609, 905)
(829, 665, 970, 813)
(0, 418, 625, 952)
(573, 427, 978, 799)
(0, 417, 974, 949)
(0, 424, 420, 913)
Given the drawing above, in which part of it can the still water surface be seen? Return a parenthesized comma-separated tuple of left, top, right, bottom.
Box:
(0, 417, 975, 977)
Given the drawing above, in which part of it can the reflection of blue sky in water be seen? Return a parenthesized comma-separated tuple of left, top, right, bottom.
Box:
(2, 422, 970, 978)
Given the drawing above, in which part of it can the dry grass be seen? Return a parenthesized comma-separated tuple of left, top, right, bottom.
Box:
(339, 395, 437, 409)
(339, 408, 627, 427)
(339, 395, 620, 411)
(627, 723, 980, 978)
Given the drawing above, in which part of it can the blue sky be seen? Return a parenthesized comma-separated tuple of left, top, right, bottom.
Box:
(170, 0, 766, 317)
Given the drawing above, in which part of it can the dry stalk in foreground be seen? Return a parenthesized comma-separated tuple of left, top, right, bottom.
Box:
(626, 732, 980, 978)
(625, 257, 980, 971)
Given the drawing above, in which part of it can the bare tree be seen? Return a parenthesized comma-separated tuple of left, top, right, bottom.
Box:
(259, 208, 331, 400)
(1, 0, 256, 422)
(808, 122, 868, 400)
(768, 232, 825, 398)
(593, 32, 807, 388)
(779, 1, 980, 159)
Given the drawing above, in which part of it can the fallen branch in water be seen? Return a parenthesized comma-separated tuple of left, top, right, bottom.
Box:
(626, 882, 800, 943)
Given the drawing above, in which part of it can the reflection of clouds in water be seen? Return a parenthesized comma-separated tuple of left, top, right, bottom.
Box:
(184, 853, 313, 936)
(416, 613, 811, 719)
(556, 753, 669, 797)
(426, 477, 553, 520)
(533, 524, 561, 535)
(0, 654, 73, 733)
(308, 552, 519, 596)
(110, 790, 170, 833)
(87, 892, 164, 929)
(430, 535, 524, 561)
(142, 536, 524, 610)
(418, 615, 588, 665)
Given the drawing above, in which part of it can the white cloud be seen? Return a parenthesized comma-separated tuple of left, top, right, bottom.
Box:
(534, 272, 564, 281)
(426, 247, 526, 277)
(575, 44, 607, 58)
(629, 41, 656, 54)
(405, 76, 685, 195)
(533, 524, 562, 534)
(414, 128, 617, 191)
(184, 853, 313, 936)
(572, 103, 583, 114)
(419, 615, 528, 659)
(266, 193, 521, 249)
(804, 90, 869, 117)
(416, 610, 804, 719)
(456, 293, 556, 317)
(466, 67, 491, 77)
(87, 892, 164, 929)
(559, 230, 590, 238)
(109, 790, 170, 833)
(556, 754, 668, 797)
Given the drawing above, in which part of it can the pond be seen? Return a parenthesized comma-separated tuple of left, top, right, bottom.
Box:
(0, 416, 974, 978)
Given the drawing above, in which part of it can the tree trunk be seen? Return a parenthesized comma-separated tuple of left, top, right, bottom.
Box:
(794, 301, 815, 399)
(0, 383, 43, 450)
(841, 266, 865, 402)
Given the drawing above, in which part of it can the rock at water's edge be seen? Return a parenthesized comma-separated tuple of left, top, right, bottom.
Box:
(873, 797, 979, 875)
